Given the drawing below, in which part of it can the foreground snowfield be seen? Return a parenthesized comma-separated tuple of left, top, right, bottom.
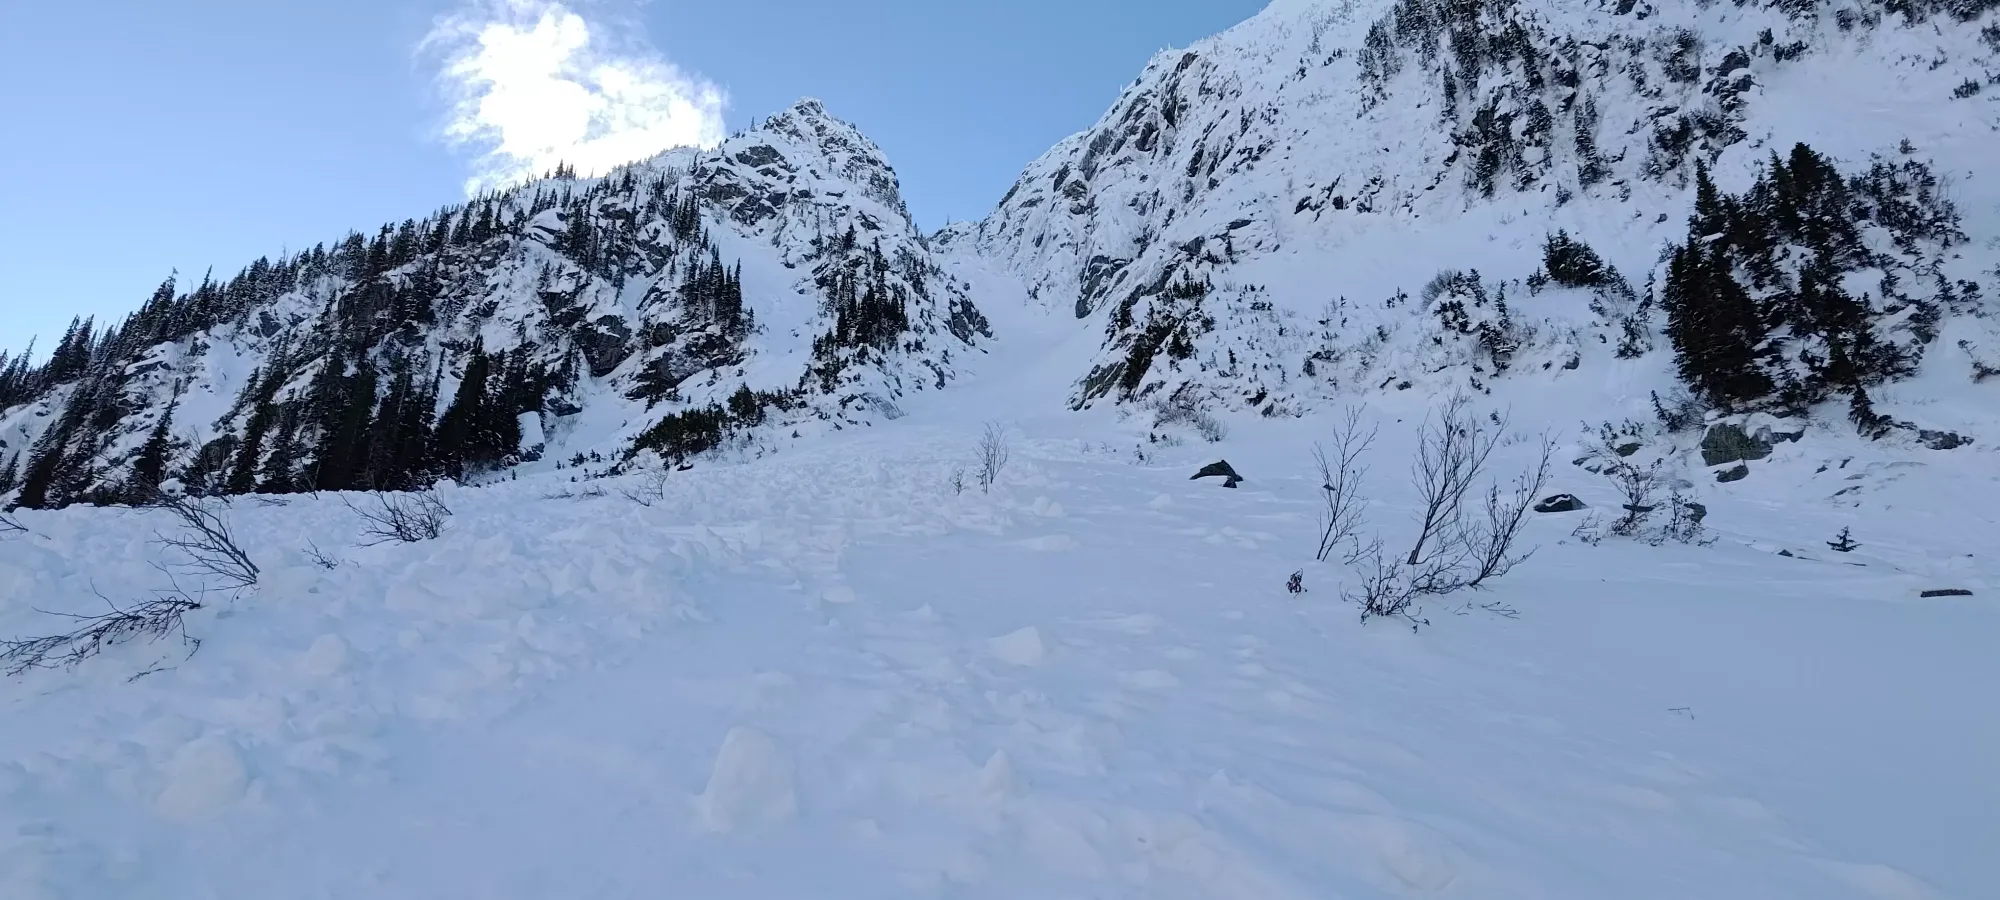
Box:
(4, 312, 1998, 899)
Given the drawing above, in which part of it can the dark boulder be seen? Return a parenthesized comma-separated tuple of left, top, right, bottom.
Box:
(1192, 460, 1242, 488)
(1918, 429, 1973, 451)
(1701, 424, 1773, 466)
(1716, 464, 1750, 484)
(1534, 493, 1587, 513)
(579, 316, 635, 378)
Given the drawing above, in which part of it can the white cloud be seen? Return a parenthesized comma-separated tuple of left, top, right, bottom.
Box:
(425, 0, 727, 195)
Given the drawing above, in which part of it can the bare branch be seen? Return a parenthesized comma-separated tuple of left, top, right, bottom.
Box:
(0, 513, 24, 536)
(619, 458, 672, 507)
(976, 422, 1011, 494)
(345, 491, 452, 546)
(1, 586, 203, 677)
(1461, 435, 1553, 588)
(1586, 423, 1665, 536)
(1313, 406, 1377, 563)
(1343, 546, 1429, 630)
(303, 540, 342, 570)
(152, 494, 260, 592)
(1405, 394, 1502, 567)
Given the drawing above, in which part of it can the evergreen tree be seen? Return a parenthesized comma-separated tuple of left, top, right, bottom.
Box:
(311, 357, 378, 491)
(0, 453, 17, 496)
(1663, 239, 1772, 409)
(228, 389, 278, 495)
(258, 406, 304, 493)
(15, 440, 64, 510)
(129, 398, 177, 496)
(433, 344, 493, 477)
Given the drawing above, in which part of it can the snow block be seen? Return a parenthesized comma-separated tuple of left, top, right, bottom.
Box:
(987, 626, 1048, 667)
(697, 727, 797, 832)
(155, 736, 249, 820)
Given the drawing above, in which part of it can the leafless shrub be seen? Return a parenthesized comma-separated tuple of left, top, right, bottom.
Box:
(542, 485, 608, 501)
(1153, 393, 1227, 443)
(1326, 394, 1553, 630)
(153, 494, 260, 592)
(1653, 493, 1710, 546)
(949, 468, 966, 495)
(1345, 552, 1426, 628)
(1586, 424, 1665, 536)
(1405, 394, 1503, 568)
(1312, 406, 1377, 563)
(1, 513, 24, 536)
(346, 491, 452, 546)
(1, 586, 203, 677)
(1460, 442, 1554, 587)
(304, 540, 342, 570)
(620, 459, 672, 507)
(977, 423, 1011, 494)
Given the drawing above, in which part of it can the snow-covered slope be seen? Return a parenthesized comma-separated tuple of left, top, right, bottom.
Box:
(962, 0, 2000, 428)
(2, 397, 1996, 898)
(3, 1, 2000, 897)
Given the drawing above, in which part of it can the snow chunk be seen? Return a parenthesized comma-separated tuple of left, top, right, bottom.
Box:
(975, 749, 1017, 799)
(987, 627, 1048, 667)
(300, 634, 349, 678)
(155, 736, 249, 820)
(696, 727, 797, 832)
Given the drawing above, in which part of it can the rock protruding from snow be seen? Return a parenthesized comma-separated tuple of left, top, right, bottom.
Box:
(1534, 494, 1587, 514)
(1192, 460, 1243, 488)
(696, 726, 798, 833)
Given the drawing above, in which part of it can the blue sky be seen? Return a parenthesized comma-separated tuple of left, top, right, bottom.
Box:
(0, 0, 1267, 360)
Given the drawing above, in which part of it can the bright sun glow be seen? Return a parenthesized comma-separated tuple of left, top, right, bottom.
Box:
(425, 0, 727, 195)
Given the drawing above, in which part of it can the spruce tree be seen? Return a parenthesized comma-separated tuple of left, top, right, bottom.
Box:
(129, 400, 177, 497)
(258, 407, 304, 493)
(228, 392, 278, 495)
(433, 344, 492, 477)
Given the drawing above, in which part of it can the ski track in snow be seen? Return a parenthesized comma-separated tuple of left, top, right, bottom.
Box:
(2, 400, 1996, 898)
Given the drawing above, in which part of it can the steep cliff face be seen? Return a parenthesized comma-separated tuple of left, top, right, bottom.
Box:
(0, 100, 988, 506)
(961, 0, 2000, 424)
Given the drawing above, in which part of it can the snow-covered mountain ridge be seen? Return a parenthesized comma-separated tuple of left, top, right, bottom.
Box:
(6, 2, 2000, 509)
(0, 99, 987, 506)
(961, 0, 2000, 436)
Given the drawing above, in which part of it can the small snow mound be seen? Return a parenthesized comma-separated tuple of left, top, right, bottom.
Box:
(821, 584, 858, 605)
(1146, 493, 1175, 509)
(1814, 860, 1942, 900)
(1361, 817, 1459, 892)
(1120, 669, 1181, 690)
(1012, 534, 1078, 552)
(155, 736, 249, 820)
(1029, 496, 1066, 518)
(300, 634, 349, 677)
(696, 727, 798, 833)
(975, 750, 1017, 799)
(987, 627, 1048, 667)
